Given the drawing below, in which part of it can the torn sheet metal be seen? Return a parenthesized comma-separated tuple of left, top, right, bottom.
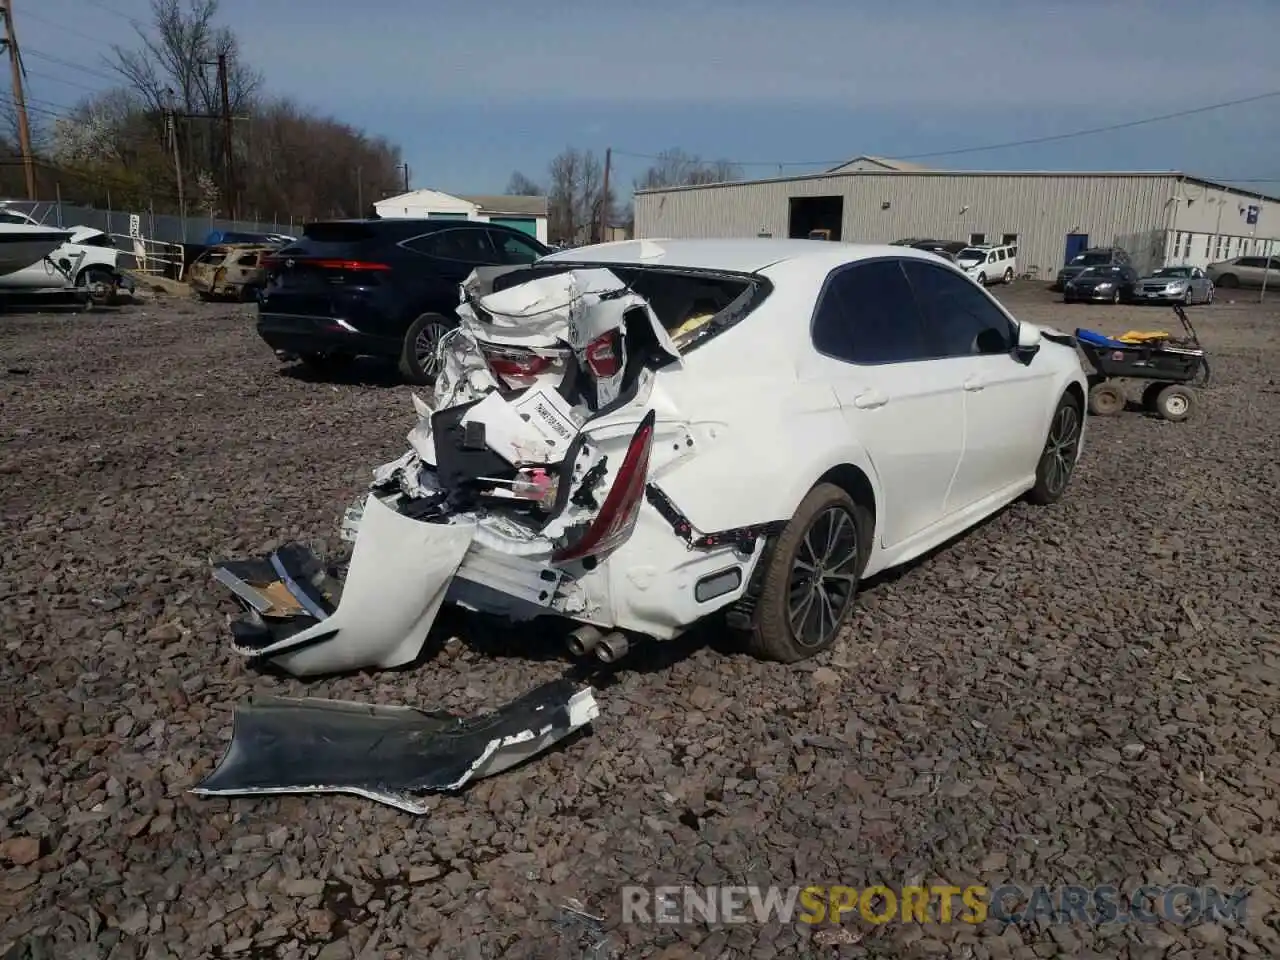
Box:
(217, 493, 475, 676)
(191, 680, 600, 814)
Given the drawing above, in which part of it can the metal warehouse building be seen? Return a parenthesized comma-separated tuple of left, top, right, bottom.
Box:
(633, 156, 1280, 279)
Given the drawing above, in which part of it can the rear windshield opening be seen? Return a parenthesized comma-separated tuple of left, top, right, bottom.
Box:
(487, 264, 761, 352)
(302, 222, 378, 244)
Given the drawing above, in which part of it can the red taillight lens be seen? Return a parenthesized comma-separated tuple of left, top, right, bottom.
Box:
(552, 410, 655, 564)
(584, 331, 622, 378)
(481, 344, 554, 384)
(310, 259, 391, 271)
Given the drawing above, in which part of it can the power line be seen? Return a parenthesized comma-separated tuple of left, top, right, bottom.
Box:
(18, 7, 116, 47)
(22, 47, 115, 82)
(27, 69, 102, 94)
(612, 89, 1280, 170)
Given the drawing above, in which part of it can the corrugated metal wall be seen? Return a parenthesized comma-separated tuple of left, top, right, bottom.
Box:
(634, 173, 1183, 278)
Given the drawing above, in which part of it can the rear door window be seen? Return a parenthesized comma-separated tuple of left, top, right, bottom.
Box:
(489, 230, 547, 265)
(902, 260, 1015, 358)
(811, 259, 930, 365)
(406, 228, 498, 263)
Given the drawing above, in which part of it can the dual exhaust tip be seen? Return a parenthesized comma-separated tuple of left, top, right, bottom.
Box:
(567, 625, 629, 663)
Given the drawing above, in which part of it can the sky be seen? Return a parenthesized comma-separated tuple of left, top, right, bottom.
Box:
(20, 0, 1280, 199)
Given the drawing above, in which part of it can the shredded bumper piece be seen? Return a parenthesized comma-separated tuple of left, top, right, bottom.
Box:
(213, 493, 474, 677)
(191, 680, 600, 814)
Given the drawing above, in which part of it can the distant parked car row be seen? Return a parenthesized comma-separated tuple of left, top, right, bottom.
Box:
(1064, 263, 1215, 305)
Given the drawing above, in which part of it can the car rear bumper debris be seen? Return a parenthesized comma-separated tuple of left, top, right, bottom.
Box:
(191, 679, 600, 814)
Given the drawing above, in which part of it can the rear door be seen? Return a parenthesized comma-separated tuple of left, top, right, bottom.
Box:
(400, 227, 503, 305)
(805, 257, 966, 548)
(902, 258, 1053, 513)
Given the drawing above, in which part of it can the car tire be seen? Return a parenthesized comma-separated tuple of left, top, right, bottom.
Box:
(399, 312, 455, 385)
(1154, 384, 1194, 422)
(742, 483, 870, 664)
(976, 272, 987, 286)
(1111, 288, 1121, 304)
(1088, 382, 1125, 416)
(1183, 287, 1193, 305)
(1026, 391, 1083, 506)
(1216, 273, 1239, 288)
(1003, 268, 1013, 284)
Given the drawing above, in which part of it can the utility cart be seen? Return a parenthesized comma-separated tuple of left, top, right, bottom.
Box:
(1075, 305, 1210, 422)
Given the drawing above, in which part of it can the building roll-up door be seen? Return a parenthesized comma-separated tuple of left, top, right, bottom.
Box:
(489, 217, 537, 237)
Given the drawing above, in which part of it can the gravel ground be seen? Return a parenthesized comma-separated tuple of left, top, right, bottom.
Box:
(1, 284, 1278, 959)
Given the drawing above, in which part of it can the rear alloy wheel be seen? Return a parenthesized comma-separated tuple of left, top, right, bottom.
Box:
(1154, 384, 1194, 422)
(741, 483, 870, 663)
(1027, 392, 1083, 505)
(1003, 268, 1014, 284)
(1088, 382, 1125, 416)
(399, 312, 454, 385)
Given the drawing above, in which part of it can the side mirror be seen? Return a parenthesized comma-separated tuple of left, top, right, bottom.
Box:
(1014, 321, 1042, 362)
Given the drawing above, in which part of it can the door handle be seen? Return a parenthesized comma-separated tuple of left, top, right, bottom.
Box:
(963, 376, 986, 392)
(852, 389, 888, 409)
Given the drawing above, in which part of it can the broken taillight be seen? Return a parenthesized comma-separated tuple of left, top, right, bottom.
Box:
(481, 344, 554, 384)
(583, 331, 622, 378)
(551, 410, 656, 565)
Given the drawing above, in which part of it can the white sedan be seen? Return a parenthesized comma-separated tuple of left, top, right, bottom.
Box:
(215, 239, 1088, 673)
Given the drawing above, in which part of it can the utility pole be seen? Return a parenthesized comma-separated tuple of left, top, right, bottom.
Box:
(164, 89, 185, 223)
(216, 53, 236, 218)
(598, 147, 611, 244)
(1, 0, 36, 199)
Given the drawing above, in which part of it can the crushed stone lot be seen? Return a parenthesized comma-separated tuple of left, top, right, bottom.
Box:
(2, 285, 1279, 959)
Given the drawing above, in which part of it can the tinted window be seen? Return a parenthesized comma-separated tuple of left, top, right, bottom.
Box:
(490, 230, 546, 264)
(811, 259, 929, 365)
(1235, 257, 1263, 268)
(406, 228, 497, 263)
(902, 260, 1015, 358)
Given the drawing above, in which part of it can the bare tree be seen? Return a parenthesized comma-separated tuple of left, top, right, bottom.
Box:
(634, 148, 742, 191)
(107, 0, 260, 118)
(505, 171, 542, 196)
(545, 147, 616, 244)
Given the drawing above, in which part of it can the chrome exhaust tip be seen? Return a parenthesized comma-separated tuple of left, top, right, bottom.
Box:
(595, 632, 630, 663)
(567, 625, 602, 657)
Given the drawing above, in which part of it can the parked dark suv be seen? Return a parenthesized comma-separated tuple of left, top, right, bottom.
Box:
(255, 218, 551, 382)
(1053, 246, 1131, 291)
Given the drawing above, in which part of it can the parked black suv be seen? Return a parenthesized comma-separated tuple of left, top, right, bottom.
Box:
(256, 218, 551, 382)
(1053, 246, 1131, 291)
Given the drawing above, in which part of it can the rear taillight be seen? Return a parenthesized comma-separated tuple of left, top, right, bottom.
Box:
(311, 259, 391, 272)
(583, 331, 622, 378)
(552, 410, 655, 565)
(481, 344, 554, 384)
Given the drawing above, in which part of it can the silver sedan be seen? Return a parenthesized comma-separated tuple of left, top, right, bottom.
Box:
(1134, 266, 1214, 305)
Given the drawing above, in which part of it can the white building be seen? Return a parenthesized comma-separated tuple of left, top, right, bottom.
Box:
(634, 157, 1280, 278)
(373, 189, 549, 244)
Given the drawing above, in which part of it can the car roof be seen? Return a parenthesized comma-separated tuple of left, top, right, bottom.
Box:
(539, 237, 951, 275)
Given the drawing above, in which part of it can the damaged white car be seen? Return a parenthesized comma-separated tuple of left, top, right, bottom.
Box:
(215, 239, 1088, 674)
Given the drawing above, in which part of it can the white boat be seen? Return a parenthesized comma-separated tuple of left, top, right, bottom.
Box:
(0, 222, 74, 277)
